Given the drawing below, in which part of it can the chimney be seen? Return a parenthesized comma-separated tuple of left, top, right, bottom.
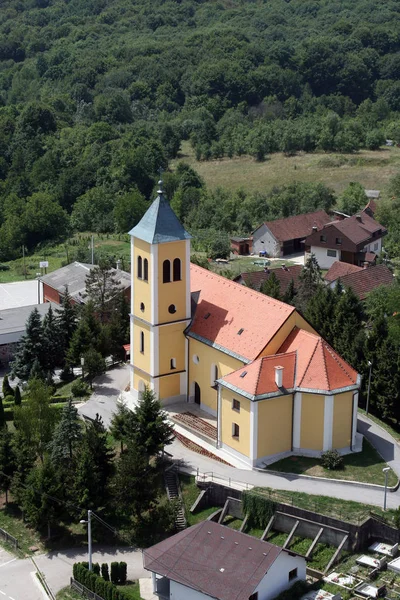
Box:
(363, 261, 369, 269)
(312, 225, 317, 231)
(275, 366, 284, 388)
(356, 214, 362, 222)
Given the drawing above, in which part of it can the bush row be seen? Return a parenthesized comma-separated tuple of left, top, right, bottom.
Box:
(4, 404, 64, 421)
(73, 562, 129, 600)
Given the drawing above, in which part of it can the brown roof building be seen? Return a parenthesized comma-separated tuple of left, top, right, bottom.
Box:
(234, 265, 302, 294)
(305, 213, 387, 270)
(326, 263, 394, 300)
(143, 521, 306, 600)
(252, 210, 330, 257)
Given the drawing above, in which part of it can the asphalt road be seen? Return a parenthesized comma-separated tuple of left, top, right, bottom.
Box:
(0, 548, 43, 600)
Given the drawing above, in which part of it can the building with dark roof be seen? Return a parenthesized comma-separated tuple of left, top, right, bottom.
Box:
(234, 265, 302, 294)
(252, 210, 330, 257)
(325, 263, 394, 301)
(143, 521, 306, 600)
(304, 213, 387, 270)
(128, 183, 361, 468)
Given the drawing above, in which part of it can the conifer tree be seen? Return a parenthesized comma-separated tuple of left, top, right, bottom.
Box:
(42, 305, 62, 372)
(295, 253, 323, 313)
(22, 457, 62, 539)
(305, 285, 335, 344)
(11, 308, 44, 380)
(0, 396, 5, 430)
(50, 400, 82, 463)
(85, 415, 114, 499)
(83, 348, 106, 388)
(56, 286, 77, 360)
(108, 294, 130, 361)
(11, 430, 36, 508)
(282, 278, 296, 304)
(2, 374, 14, 398)
(14, 385, 21, 406)
(0, 429, 16, 504)
(332, 286, 365, 368)
(260, 272, 281, 300)
(114, 440, 157, 516)
(84, 261, 123, 323)
(131, 387, 174, 457)
(110, 401, 132, 453)
(67, 321, 93, 366)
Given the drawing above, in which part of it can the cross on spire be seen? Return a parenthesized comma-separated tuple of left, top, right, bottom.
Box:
(157, 166, 164, 194)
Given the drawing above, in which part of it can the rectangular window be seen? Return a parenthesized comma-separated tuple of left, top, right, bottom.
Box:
(374, 242, 378, 250)
(336, 237, 342, 245)
(288, 568, 298, 581)
(232, 399, 241, 412)
(170, 358, 176, 369)
(232, 423, 240, 438)
(140, 331, 144, 353)
(320, 235, 327, 242)
(327, 249, 337, 257)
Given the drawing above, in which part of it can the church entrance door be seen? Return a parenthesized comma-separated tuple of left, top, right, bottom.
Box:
(194, 382, 201, 405)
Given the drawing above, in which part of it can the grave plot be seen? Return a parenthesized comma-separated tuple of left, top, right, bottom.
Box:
(323, 572, 362, 589)
(368, 542, 398, 557)
(388, 556, 400, 574)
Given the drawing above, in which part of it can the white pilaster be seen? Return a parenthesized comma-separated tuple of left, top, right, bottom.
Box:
(185, 239, 191, 319)
(323, 395, 334, 451)
(352, 391, 359, 449)
(152, 573, 157, 594)
(292, 392, 302, 449)
(149, 325, 159, 377)
(151, 244, 158, 325)
(130, 236, 135, 391)
(217, 385, 222, 448)
(250, 401, 258, 465)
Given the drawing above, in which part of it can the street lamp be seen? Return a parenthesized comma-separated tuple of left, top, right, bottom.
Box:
(383, 467, 390, 511)
(36, 273, 41, 304)
(366, 360, 373, 416)
(80, 510, 92, 571)
(81, 356, 85, 381)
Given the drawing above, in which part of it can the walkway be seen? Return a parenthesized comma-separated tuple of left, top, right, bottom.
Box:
(358, 413, 400, 478)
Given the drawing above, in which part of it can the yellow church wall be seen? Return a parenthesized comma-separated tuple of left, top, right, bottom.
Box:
(132, 320, 151, 373)
(188, 338, 245, 412)
(258, 311, 317, 358)
(300, 393, 324, 451)
(159, 322, 187, 374)
(133, 369, 151, 391)
(257, 395, 293, 458)
(221, 389, 251, 458)
(159, 374, 181, 399)
(332, 391, 353, 449)
(133, 238, 152, 323)
(157, 241, 187, 323)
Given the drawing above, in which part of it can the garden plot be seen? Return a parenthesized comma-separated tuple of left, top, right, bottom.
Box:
(368, 542, 398, 557)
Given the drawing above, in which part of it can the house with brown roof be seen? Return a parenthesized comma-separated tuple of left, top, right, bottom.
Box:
(144, 521, 306, 600)
(128, 183, 361, 468)
(304, 213, 387, 270)
(325, 263, 394, 301)
(234, 265, 302, 294)
(252, 210, 330, 257)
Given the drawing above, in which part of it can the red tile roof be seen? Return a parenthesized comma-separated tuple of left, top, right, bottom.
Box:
(236, 265, 302, 293)
(279, 328, 358, 392)
(324, 261, 363, 283)
(189, 265, 294, 361)
(143, 521, 284, 600)
(339, 264, 394, 300)
(260, 210, 330, 243)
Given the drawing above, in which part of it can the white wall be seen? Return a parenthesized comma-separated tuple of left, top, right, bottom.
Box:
(255, 552, 306, 600)
(253, 224, 280, 257)
(309, 246, 341, 269)
(363, 237, 382, 254)
(170, 580, 209, 600)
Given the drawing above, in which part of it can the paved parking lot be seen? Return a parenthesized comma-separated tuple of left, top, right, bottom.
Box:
(0, 548, 42, 600)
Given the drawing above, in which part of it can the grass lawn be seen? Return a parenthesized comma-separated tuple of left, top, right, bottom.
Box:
(223, 516, 243, 530)
(172, 141, 400, 195)
(0, 503, 43, 556)
(267, 439, 398, 487)
(250, 487, 397, 525)
(179, 474, 220, 526)
(117, 581, 143, 600)
(56, 588, 84, 600)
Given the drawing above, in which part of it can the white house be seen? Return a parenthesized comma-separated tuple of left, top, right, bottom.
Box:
(143, 521, 306, 600)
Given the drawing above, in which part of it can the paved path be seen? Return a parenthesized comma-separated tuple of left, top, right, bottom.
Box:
(358, 413, 400, 478)
(78, 364, 130, 428)
(35, 546, 148, 594)
(0, 548, 42, 600)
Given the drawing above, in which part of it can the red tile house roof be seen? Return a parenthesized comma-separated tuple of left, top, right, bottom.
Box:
(305, 213, 387, 253)
(220, 328, 359, 397)
(338, 264, 394, 300)
(259, 210, 330, 243)
(235, 265, 302, 293)
(143, 521, 284, 600)
(189, 265, 294, 362)
(324, 261, 363, 283)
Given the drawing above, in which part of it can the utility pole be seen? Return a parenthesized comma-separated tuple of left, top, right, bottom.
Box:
(383, 467, 390, 511)
(366, 360, 372, 416)
(91, 235, 94, 265)
(22, 245, 26, 279)
(80, 510, 92, 571)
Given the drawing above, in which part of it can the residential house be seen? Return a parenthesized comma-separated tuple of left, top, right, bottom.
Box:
(304, 213, 387, 270)
(40, 261, 131, 305)
(128, 184, 361, 467)
(230, 236, 253, 256)
(234, 265, 302, 294)
(252, 210, 330, 257)
(144, 521, 306, 600)
(325, 263, 394, 301)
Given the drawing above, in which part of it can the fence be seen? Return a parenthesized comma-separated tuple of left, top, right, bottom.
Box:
(0, 527, 18, 550)
(71, 578, 104, 600)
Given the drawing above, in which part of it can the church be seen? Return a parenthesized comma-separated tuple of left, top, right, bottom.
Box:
(128, 182, 361, 468)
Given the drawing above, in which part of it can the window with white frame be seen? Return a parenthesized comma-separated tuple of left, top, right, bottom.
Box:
(232, 399, 240, 412)
(232, 423, 240, 438)
(327, 249, 337, 257)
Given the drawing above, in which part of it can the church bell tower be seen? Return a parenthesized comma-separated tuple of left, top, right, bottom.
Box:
(128, 180, 192, 403)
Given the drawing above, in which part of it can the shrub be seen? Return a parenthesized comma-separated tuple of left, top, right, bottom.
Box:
(101, 562, 110, 581)
(110, 561, 119, 584)
(321, 449, 344, 470)
(71, 378, 89, 398)
(119, 561, 127, 585)
(93, 562, 100, 576)
(2, 375, 14, 398)
(14, 386, 21, 406)
(4, 395, 14, 405)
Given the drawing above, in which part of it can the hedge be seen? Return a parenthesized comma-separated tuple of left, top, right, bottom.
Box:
(73, 562, 130, 600)
(5, 403, 64, 422)
(242, 491, 276, 528)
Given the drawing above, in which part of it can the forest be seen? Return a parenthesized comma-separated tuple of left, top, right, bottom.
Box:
(1, 0, 400, 259)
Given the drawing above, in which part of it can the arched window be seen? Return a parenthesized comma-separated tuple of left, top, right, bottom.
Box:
(163, 259, 171, 283)
(173, 258, 181, 281)
(140, 331, 144, 353)
(137, 256, 142, 279)
(143, 258, 149, 281)
(170, 358, 176, 370)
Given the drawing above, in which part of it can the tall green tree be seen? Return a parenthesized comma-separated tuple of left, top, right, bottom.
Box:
(260, 272, 281, 300)
(50, 400, 82, 464)
(84, 262, 123, 323)
(295, 254, 323, 314)
(305, 285, 336, 344)
(83, 348, 106, 389)
(56, 286, 77, 362)
(282, 278, 296, 304)
(130, 387, 174, 457)
(0, 429, 16, 503)
(114, 440, 157, 516)
(2, 374, 14, 398)
(42, 305, 62, 372)
(338, 182, 367, 215)
(11, 308, 44, 380)
(332, 286, 365, 368)
(110, 402, 132, 453)
(108, 294, 130, 361)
